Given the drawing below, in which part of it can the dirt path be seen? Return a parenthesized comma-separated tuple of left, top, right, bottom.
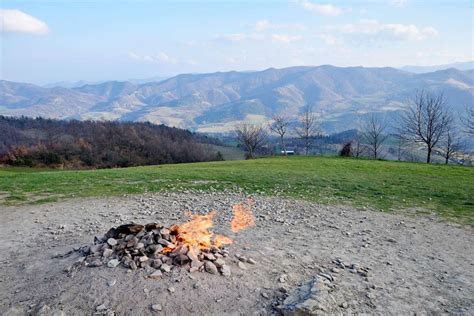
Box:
(0, 192, 473, 315)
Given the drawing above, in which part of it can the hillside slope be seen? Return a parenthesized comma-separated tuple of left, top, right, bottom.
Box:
(1, 66, 473, 133)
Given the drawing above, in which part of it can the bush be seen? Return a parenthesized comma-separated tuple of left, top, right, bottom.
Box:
(339, 142, 353, 157)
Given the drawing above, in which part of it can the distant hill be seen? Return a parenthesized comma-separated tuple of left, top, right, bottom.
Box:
(1, 65, 473, 133)
(400, 61, 474, 74)
(0, 116, 223, 168)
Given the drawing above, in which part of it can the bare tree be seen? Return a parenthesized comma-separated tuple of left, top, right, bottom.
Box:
(294, 105, 320, 155)
(439, 122, 462, 164)
(361, 114, 388, 159)
(269, 114, 290, 156)
(234, 122, 266, 159)
(461, 105, 474, 135)
(399, 91, 452, 163)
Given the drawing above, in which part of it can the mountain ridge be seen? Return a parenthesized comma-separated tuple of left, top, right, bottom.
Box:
(1, 65, 473, 133)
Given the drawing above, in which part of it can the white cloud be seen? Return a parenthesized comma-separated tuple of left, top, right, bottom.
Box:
(296, 0, 342, 16)
(0, 9, 49, 35)
(254, 19, 305, 32)
(271, 34, 303, 43)
(329, 19, 438, 41)
(129, 52, 179, 64)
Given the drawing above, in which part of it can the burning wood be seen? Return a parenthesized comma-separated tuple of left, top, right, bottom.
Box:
(81, 201, 256, 277)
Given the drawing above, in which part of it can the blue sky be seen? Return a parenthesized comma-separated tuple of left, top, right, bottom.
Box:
(1, 0, 473, 84)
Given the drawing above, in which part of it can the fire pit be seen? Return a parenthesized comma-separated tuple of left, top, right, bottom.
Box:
(80, 200, 256, 278)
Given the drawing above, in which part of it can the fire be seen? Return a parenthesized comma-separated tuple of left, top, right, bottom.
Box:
(166, 200, 256, 253)
(230, 199, 256, 233)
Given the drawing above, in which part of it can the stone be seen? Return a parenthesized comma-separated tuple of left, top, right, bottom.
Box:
(214, 258, 225, 268)
(103, 248, 113, 258)
(87, 259, 103, 267)
(279, 274, 287, 283)
(187, 247, 200, 262)
(151, 304, 162, 312)
(158, 239, 174, 247)
(107, 279, 117, 287)
(151, 259, 162, 269)
(160, 263, 172, 273)
(238, 261, 247, 270)
(261, 292, 270, 299)
(149, 270, 163, 280)
(277, 278, 336, 315)
(168, 287, 175, 293)
(107, 259, 120, 268)
(130, 260, 138, 271)
(96, 304, 107, 311)
(247, 258, 256, 264)
(139, 256, 149, 262)
(203, 253, 216, 261)
(205, 261, 218, 274)
(107, 238, 117, 246)
(221, 265, 231, 277)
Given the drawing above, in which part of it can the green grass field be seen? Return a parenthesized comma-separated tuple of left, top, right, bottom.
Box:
(1, 157, 473, 224)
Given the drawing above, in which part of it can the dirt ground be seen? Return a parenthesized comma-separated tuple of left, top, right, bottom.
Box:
(0, 192, 473, 315)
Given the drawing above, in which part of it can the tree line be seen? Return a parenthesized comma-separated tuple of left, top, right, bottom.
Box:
(0, 116, 223, 168)
(235, 90, 474, 164)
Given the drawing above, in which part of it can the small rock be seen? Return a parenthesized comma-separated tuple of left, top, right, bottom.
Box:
(151, 304, 162, 312)
(214, 258, 225, 268)
(96, 304, 107, 311)
(107, 279, 117, 287)
(103, 249, 113, 258)
(168, 287, 175, 293)
(221, 265, 231, 277)
(340, 302, 348, 308)
(238, 262, 247, 270)
(205, 261, 218, 274)
(279, 274, 287, 283)
(107, 238, 117, 246)
(247, 258, 256, 264)
(160, 264, 171, 273)
(149, 270, 163, 280)
(261, 292, 269, 299)
(107, 259, 120, 268)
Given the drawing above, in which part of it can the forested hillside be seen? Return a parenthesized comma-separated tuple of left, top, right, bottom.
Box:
(0, 116, 222, 168)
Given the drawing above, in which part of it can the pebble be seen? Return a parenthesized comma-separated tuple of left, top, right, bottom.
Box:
(107, 238, 117, 246)
(160, 264, 171, 273)
(238, 262, 247, 270)
(96, 304, 107, 311)
(107, 279, 117, 287)
(221, 265, 231, 277)
(107, 259, 120, 268)
(168, 287, 175, 293)
(247, 258, 256, 264)
(149, 270, 163, 279)
(151, 304, 162, 312)
(261, 292, 269, 299)
(205, 261, 218, 274)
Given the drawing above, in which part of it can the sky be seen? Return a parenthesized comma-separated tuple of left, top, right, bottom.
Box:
(1, 0, 473, 84)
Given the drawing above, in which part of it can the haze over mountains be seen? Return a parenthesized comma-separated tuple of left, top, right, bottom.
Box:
(1, 65, 473, 133)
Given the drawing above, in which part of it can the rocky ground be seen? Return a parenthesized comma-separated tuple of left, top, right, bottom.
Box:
(0, 192, 473, 315)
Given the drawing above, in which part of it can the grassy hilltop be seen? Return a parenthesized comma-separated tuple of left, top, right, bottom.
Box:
(1, 156, 473, 224)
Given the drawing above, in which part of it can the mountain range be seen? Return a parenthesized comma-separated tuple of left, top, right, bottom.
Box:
(1, 65, 473, 133)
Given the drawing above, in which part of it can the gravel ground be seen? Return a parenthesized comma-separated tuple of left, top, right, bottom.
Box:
(0, 192, 473, 315)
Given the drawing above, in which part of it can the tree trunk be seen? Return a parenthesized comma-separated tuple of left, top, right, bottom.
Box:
(426, 147, 432, 163)
(281, 136, 286, 156)
(445, 155, 449, 164)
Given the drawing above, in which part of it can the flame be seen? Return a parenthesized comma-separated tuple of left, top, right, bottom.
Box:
(163, 200, 256, 253)
(230, 200, 256, 233)
(176, 211, 217, 250)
